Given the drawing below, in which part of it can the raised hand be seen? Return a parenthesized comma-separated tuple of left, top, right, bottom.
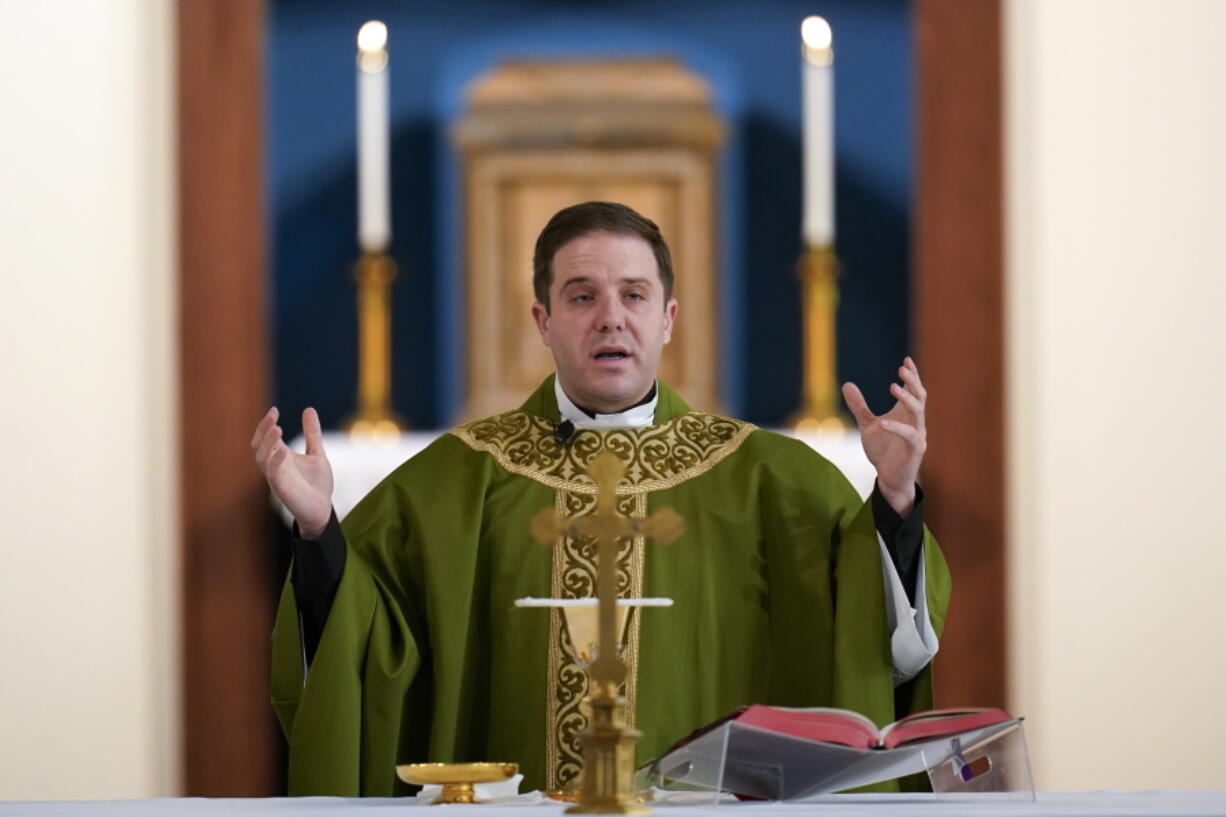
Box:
(251, 406, 334, 539)
(841, 357, 927, 516)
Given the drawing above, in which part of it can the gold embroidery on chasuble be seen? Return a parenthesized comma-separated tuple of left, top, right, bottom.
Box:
(449, 410, 755, 791)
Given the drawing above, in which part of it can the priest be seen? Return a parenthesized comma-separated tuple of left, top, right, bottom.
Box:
(253, 201, 950, 796)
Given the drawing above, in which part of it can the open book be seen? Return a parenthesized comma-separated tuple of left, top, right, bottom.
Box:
(650, 704, 1022, 799)
(731, 705, 1013, 750)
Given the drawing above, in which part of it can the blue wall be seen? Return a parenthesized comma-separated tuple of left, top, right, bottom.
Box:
(268, 0, 913, 433)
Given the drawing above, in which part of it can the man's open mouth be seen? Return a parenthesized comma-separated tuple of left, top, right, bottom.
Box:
(593, 348, 630, 360)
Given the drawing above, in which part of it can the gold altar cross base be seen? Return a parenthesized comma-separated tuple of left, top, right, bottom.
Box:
(530, 451, 684, 814)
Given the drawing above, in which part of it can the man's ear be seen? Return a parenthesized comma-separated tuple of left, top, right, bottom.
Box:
(530, 301, 552, 347)
(662, 298, 678, 344)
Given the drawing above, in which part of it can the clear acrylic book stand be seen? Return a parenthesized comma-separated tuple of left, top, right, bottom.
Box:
(639, 718, 1034, 804)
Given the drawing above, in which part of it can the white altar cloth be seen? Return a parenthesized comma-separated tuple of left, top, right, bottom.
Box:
(277, 428, 875, 527)
(5, 792, 1226, 817)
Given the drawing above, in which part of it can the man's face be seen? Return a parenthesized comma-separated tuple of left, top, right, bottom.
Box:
(531, 231, 678, 414)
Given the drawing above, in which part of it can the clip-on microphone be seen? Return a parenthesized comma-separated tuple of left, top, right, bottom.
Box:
(552, 419, 576, 445)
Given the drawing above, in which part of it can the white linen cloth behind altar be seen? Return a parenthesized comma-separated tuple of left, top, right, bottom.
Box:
(276, 428, 876, 526)
(6, 793, 1226, 817)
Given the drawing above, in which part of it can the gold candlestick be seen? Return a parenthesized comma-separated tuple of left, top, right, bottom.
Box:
(789, 244, 850, 433)
(344, 251, 406, 439)
(530, 452, 684, 815)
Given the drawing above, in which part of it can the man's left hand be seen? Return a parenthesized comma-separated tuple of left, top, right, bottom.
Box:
(842, 356, 927, 516)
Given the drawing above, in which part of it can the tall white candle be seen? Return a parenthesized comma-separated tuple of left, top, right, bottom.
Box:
(357, 21, 390, 253)
(801, 16, 835, 248)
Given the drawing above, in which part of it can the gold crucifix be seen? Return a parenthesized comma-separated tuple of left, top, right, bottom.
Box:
(530, 451, 684, 815)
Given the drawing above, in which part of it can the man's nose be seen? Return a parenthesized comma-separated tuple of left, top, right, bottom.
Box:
(594, 295, 626, 331)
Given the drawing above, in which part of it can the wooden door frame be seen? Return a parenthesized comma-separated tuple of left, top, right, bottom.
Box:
(914, 0, 1006, 708)
(178, 0, 277, 795)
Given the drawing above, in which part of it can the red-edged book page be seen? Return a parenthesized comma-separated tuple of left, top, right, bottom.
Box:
(734, 705, 880, 749)
(879, 708, 1012, 749)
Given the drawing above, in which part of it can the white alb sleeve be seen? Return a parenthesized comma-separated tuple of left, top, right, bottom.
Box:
(878, 534, 939, 684)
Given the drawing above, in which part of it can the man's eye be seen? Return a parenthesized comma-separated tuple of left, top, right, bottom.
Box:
(625, 292, 645, 301)
(572, 294, 593, 303)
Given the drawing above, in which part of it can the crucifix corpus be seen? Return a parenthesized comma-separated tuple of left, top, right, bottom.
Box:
(529, 450, 685, 814)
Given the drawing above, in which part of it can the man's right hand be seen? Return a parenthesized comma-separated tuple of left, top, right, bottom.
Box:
(251, 406, 334, 539)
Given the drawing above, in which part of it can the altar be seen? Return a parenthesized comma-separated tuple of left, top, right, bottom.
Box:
(6, 793, 1226, 817)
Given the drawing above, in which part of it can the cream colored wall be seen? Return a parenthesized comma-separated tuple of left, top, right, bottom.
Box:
(0, 0, 179, 798)
(1006, 0, 1226, 790)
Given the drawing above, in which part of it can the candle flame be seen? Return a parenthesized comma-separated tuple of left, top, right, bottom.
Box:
(357, 20, 388, 54)
(801, 16, 833, 51)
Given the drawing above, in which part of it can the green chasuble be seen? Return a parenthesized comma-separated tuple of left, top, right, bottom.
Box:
(271, 376, 951, 796)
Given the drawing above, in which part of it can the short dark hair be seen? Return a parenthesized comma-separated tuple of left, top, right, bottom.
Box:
(532, 201, 674, 311)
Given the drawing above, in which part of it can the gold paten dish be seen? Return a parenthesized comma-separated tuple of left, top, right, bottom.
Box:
(396, 762, 519, 804)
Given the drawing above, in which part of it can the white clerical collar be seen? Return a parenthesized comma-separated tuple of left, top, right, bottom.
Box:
(554, 377, 658, 429)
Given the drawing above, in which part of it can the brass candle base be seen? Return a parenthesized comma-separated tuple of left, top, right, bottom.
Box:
(396, 762, 518, 804)
(345, 251, 406, 439)
(788, 411, 850, 435)
(342, 412, 406, 441)
(790, 244, 850, 433)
